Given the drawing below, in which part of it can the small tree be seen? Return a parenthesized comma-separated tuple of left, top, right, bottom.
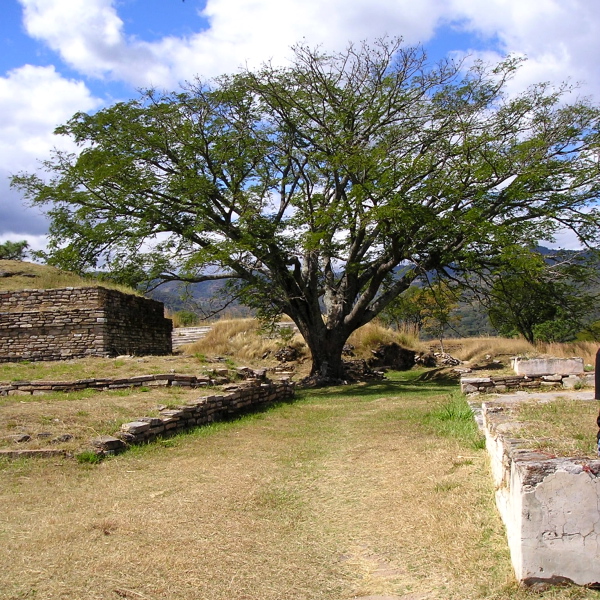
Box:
(0, 240, 29, 261)
(419, 281, 461, 352)
(379, 285, 427, 334)
(481, 248, 595, 343)
(12, 39, 600, 381)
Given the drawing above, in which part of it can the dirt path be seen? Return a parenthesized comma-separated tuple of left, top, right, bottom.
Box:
(0, 378, 595, 599)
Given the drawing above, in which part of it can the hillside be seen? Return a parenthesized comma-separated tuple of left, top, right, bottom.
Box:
(0, 260, 138, 295)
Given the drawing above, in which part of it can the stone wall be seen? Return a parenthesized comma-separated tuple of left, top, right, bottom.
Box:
(0, 287, 172, 362)
(482, 399, 600, 587)
(92, 378, 295, 453)
(460, 373, 594, 394)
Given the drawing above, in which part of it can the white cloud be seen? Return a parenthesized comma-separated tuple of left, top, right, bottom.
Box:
(450, 0, 600, 97)
(17, 0, 600, 101)
(0, 64, 100, 173)
(0, 64, 100, 237)
(0, 231, 48, 252)
(19, 0, 455, 88)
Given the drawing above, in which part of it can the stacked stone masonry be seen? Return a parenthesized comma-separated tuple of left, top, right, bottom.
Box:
(1, 373, 219, 396)
(0, 287, 172, 362)
(460, 373, 594, 394)
(92, 378, 295, 453)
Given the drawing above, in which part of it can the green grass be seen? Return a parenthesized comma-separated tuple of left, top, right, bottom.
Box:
(510, 397, 599, 457)
(425, 393, 486, 450)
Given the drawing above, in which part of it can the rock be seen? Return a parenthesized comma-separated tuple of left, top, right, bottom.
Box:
(368, 342, 416, 370)
(342, 344, 355, 356)
(415, 352, 437, 367)
(274, 345, 300, 363)
(343, 359, 385, 381)
(120, 421, 151, 435)
(9, 434, 31, 443)
(91, 435, 127, 451)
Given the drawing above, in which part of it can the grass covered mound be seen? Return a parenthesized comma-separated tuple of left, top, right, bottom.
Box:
(0, 259, 137, 295)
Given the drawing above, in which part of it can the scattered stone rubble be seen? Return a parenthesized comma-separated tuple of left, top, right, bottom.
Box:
(343, 359, 385, 381)
(369, 343, 416, 370)
(274, 345, 301, 363)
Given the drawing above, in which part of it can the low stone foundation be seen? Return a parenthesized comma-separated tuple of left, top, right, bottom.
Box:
(92, 378, 295, 453)
(461, 373, 593, 395)
(482, 399, 600, 587)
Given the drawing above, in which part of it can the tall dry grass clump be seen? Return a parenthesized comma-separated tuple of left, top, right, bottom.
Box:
(443, 336, 599, 366)
(185, 318, 424, 364)
(447, 337, 536, 363)
(347, 321, 424, 359)
(537, 340, 599, 366)
(185, 318, 305, 362)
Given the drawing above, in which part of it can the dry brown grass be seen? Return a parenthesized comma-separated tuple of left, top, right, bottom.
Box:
(442, 336, 535, 363)
(0, 354, 208, 384)
(501, 395, 598, 458)
(441, 336, 599, 368)
(0, 373, 594, 599)
(185, 318, 308, 363)
(347, 320, 424, 358)
(0, 385, 204, 453)
(537, 341, 599, 367)
(0, 259, 138, 295)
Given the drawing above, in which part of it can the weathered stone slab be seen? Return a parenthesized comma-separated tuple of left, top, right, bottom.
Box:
(91, 435, 127, 451)
(483, 399, 600, 587)
(120, 421, 151, 434)
(512, 357, 584, 376)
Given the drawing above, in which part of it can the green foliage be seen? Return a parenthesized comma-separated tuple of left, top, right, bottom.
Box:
(75, 450, 103, 464)
(11, 39, 600, 378)
(380, 280, 461, 348)
(481, 247, 597, 343)
(0, 240, 29, 261)
(175, 310, 199, 327)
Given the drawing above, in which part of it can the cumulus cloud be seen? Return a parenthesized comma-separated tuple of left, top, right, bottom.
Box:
(0, 64, 100, 172)
(17, 0, 600, 100)
(0, 64, 99, 236)
(451, 0, 600, 97)
(19, 0, 455, 88)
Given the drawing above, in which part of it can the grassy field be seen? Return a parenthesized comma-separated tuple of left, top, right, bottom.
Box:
(1, 371, 598, 600)
(496, 395, 599, 458)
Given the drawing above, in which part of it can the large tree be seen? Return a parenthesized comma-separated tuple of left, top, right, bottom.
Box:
(12, 39, 600, 380)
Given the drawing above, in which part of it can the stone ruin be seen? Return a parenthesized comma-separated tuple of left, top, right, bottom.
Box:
(0, 286, 172, 362)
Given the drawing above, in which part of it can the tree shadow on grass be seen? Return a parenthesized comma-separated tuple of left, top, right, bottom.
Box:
(296, 368, 459, 401)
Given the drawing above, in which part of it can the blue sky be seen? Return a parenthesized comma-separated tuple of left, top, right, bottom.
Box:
(1, 0, 599, 250)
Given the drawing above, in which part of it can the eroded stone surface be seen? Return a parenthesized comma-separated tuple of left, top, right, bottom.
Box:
(483, 396, 600, 587)
(512, 357, 584, 376)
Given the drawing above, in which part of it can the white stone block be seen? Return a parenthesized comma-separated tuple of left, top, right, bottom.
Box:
(513, 357, 584, 376)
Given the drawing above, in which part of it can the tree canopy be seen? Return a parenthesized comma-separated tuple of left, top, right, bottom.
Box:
(479, 247, 597, 343)
(0, 240, 29, 261)
(12, 38, 600, 380)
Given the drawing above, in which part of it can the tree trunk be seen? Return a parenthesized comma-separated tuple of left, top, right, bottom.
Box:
(295, 320, 349, 382)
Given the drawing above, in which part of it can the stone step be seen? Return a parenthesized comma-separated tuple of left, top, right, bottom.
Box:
(171, 326, 212, 348)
